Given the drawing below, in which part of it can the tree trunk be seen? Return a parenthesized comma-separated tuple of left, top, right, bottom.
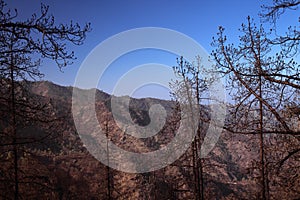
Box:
(10, 42, 19, 200)
(105, 120, 112, 200)
(258, 70, 266, 200)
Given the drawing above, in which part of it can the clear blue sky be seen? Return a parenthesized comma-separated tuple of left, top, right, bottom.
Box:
(7, 0, 296, 99)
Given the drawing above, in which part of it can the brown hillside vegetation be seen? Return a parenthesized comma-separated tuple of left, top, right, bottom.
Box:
(0, 81, 299, 199)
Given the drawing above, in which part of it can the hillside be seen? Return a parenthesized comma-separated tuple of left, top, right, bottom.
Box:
(0, 80, 299, 199)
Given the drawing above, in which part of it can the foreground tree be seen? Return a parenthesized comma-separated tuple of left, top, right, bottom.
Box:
(170, 56, 211, 200)
(212, 0, 299, 198)
(0, 1, 90, 199)
(260, 0, 300, 88)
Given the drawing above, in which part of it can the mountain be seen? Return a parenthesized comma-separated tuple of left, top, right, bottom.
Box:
(0, 80, 299, 199)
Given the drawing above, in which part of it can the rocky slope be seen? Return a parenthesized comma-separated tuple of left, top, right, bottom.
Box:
(0, 80, 299, 199)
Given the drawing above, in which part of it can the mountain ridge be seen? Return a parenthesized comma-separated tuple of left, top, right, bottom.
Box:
(0, 80, 298, 199)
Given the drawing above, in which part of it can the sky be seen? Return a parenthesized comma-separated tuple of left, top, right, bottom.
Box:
(6, 0, 297, 100)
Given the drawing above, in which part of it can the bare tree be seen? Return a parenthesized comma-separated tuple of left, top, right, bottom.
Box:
(170, 56, 210, 200)
(212, 14, 299, 199)
(0, 1, 90, 199)
(260, 0, 300, 85)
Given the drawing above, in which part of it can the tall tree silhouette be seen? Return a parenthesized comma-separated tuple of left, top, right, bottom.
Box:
(0, 1, 90, 199)
(171, 56, 211, 200)
(212, 13, 299, 199)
